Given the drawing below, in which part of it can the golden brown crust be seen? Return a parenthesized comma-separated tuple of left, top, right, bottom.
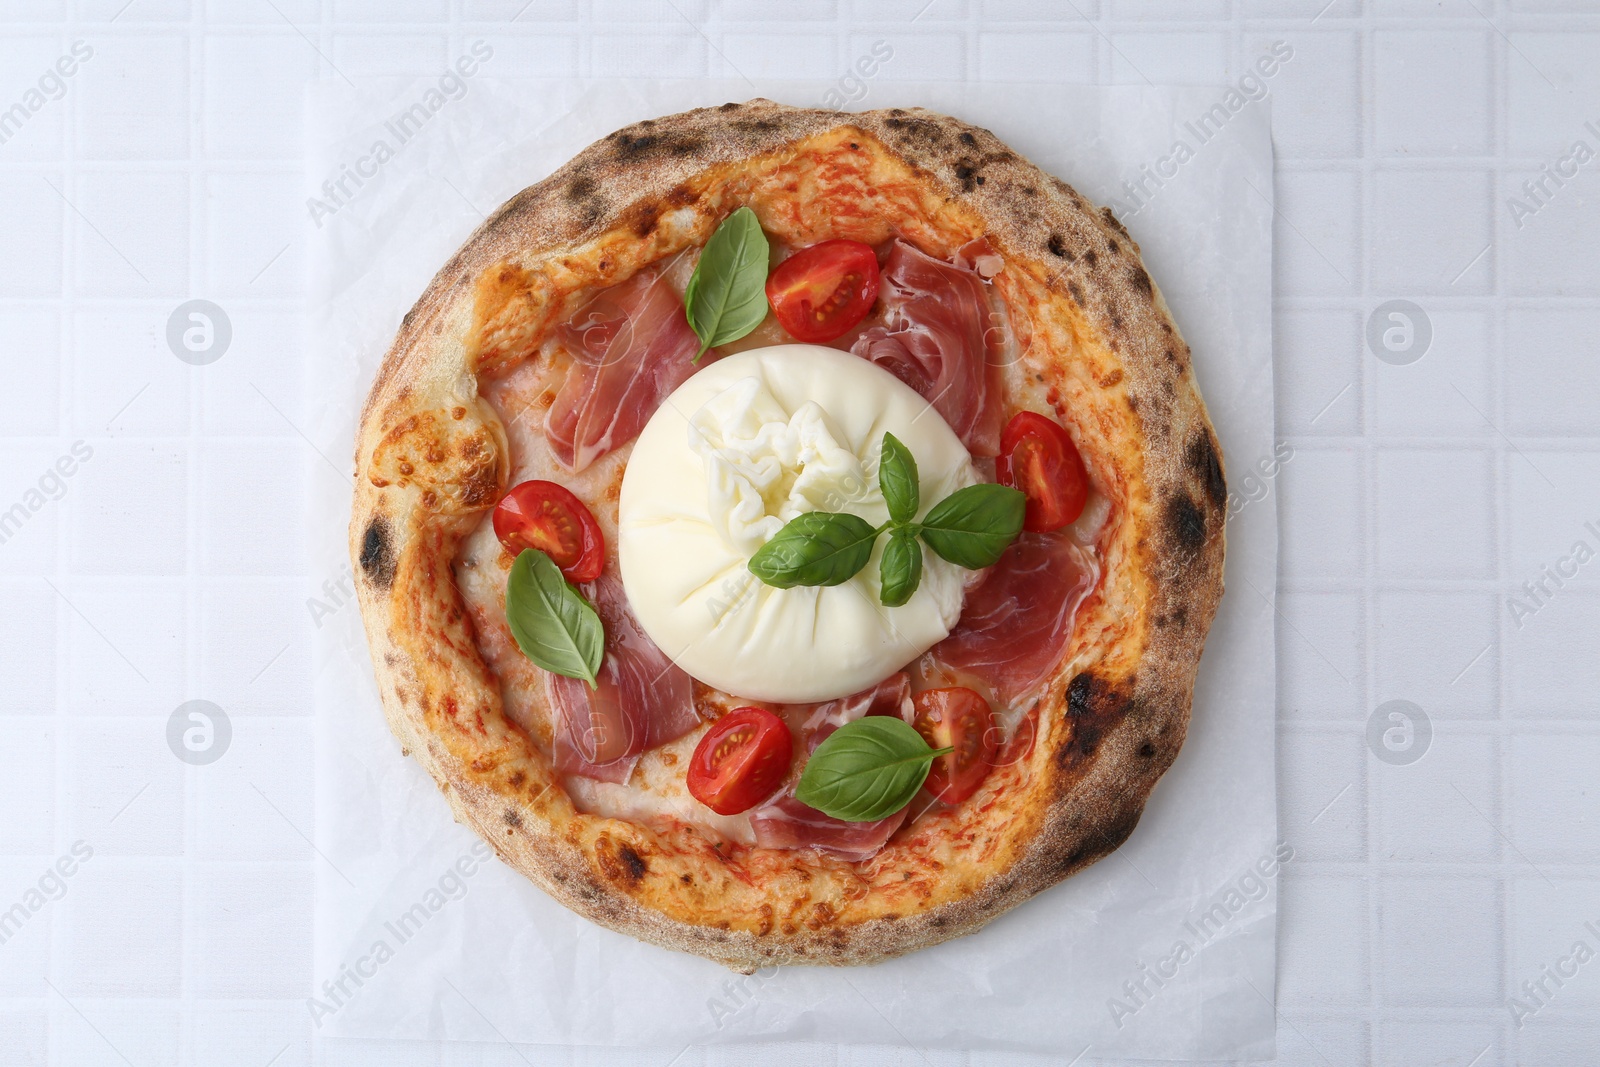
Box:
(349, 100, 1226, 970)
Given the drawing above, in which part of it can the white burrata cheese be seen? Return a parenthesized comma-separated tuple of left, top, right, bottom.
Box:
(618, 345, 978, 703)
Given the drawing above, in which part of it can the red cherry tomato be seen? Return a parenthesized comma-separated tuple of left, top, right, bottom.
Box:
(913, 687, 997, 805)
(996, 411, 1089, 532)
(765, 239, 880, 343)
(492, 480, 605, 583)
(687, 707, 794, 816)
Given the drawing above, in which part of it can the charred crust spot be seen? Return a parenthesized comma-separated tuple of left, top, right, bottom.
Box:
(1166, 493, 1208, 553)
(359, 517, 395, 588)
(1129, 265, 1152, 297)
(1050, 805, 1141, 879)
(1081, 249, 1098, 269)
(1139, 742, 1157, 758)
(1046, 233, 1069, 258)
(566, 176, 596, 202)
(1066, 672, 1099, 719)
(618, 844, 648, 884)
(504, 808, 522, 829)
(718, 101, 739, 111)
(1109, 310, 1123, 332)
(629, 201, 660, 238)
(664, 184, 699, 208)
(883, 114, 947, 146)
(680, 872, 693, 884)
(610, 130, 707, 162)
(1107, 238, 1119, 254)
(1066, 280, 1085, 306)
(953, 162, 978, 192)
(1101, 209, 1131, 238)
(1186, 431, 1227, 510)
(959, 131, 977, 147)
(1060, 672, 1129, 769)
(507, 771, 525, 789)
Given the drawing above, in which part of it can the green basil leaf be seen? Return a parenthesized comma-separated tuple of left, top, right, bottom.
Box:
(683, 206, 770, 360)
(794, 716, 952, 822)
(748, 511, 878, 589)
(878, 526, 922, 608)
(878, 431, 919, 525)
(504, 549, 603, 686)
(918, 483, 1027, 569)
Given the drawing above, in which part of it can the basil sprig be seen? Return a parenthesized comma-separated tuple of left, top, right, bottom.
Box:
(684, 206, 770, 360)
(918, 483, 1028, 570)
(504, 549, 604, 686)
(878, 431, 919, 523)
(746, 432, 1026, 603)
(878, 527, 922, 608)
(747, 511, 880, 589)
(795, 716, 952, 822)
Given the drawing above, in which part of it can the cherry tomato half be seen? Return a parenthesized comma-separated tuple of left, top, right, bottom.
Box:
(913, 687, 997, 806)
(492, 480, 605, 583)
(687, 707, 794, 816)
(765, 239, 880, 343)
(996, 411, 1089, 532)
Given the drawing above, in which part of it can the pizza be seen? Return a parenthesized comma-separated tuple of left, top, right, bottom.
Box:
(349, 99, 1227, 971)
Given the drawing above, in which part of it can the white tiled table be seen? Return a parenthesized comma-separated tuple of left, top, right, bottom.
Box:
(2, 2, 1597, 1065)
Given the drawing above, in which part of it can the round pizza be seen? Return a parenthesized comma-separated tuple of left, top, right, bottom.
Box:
(349, 99, 1227, 971)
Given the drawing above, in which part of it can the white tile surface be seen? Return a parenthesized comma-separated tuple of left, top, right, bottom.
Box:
(4, 2, 1598, 1064)
(1373, 30, 1492, 157)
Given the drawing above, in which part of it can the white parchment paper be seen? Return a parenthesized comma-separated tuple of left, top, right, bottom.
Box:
(308, 76, 1278, 1060)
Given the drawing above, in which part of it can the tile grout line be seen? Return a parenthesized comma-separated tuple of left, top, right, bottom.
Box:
(182, 0, 206, 1060)
(1488, 6, 1514, 1061)
(46, 10, 78, 1062)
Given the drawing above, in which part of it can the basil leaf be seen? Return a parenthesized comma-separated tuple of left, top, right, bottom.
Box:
(748, 511, 878, 589)
(919, 483, 1027, 569)
(504, 549, 603, 686)
(878, 527, 922, 608)
(878, 432, 919, 525)
(795, 716, 952, 822)
(683, 206, 770, 360)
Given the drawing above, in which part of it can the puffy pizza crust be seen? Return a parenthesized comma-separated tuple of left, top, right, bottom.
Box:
(349, 100, 1227, 970)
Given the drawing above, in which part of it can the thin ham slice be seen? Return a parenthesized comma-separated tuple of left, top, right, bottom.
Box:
(748, 796, 909, 863)
(932, 532, 1097, 706)
(545, 266, 701, 472)
(546, 574, 699, 783)
(850, 240, 1005, 456)
(751, 673, 914, 861)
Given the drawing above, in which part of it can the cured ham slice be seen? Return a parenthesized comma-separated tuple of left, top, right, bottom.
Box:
(932, 532, 1097, 706)
(546, 574, 699, 783)
(545, 267, 701, 472)
(751, 673, 913, 861)
(748, 796, 909, 863)
(792, 671, 913, 750)
(850, 240, 1005, 456)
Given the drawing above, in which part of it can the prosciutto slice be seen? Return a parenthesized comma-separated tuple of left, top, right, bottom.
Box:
(545, 267, 701, 472)
(932, 532, 1097, 706)
(751, 673, 914, 861)
(850, 240, 1005, 456)
(546, 574, 699, 783)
